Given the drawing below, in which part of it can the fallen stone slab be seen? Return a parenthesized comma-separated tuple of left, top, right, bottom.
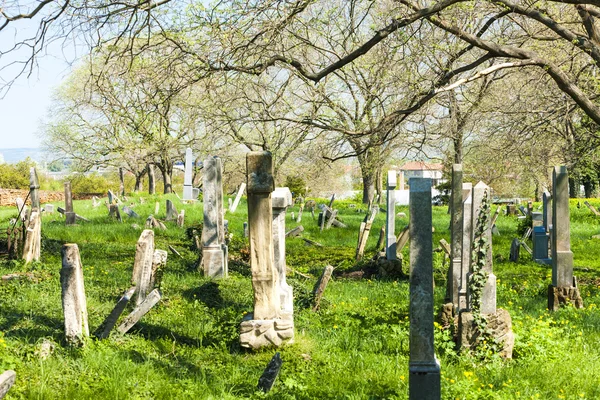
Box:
(117, 289, 161, 334)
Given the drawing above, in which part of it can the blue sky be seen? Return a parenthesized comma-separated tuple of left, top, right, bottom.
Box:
(0, 15, 77, 149)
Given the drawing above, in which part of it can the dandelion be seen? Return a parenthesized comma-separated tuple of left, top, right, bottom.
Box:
(450, 379, 455, 384)
(400, 375, 405, 381)
(463, 371, 473, 379)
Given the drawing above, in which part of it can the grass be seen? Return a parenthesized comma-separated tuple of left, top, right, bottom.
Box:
(1, 194, 600, 399)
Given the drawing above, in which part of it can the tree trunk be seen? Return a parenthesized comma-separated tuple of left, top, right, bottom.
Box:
(134, 169, 145, 192)
(374, 167, 383, 204)
(583, 179, 594, 198)
(119, 168, 125, 196)
(148, 164, 156, 195)
(569, 177, 578, 199)
(361, 170, 375, 205)
(157, 159, 173, 194)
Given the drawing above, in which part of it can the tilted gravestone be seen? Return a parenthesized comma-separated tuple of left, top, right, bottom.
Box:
(60, 244, 89, 346)
(64, 182, 76, 225)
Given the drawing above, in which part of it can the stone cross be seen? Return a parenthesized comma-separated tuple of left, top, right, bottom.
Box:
(448, 164, 463, 309)
(385, 170, 397, 260)
(272, 187, 294, 315)
(202, 156, 227, 278)
(182, 148, 194, 200)
(60, 244, 89, 346)
(64, 182, 76, 225)
(29, 167, 40, 211)
(240, 152, 294, 349)
(459, 183, 473, 312)
(471, 182, 496, 315)
(408, 178, 440, 400)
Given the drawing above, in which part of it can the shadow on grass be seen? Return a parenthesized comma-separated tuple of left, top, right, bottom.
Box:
(0, 307, 64, 344)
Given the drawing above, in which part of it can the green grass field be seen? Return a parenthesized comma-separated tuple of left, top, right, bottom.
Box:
(1, 194, 600, 399)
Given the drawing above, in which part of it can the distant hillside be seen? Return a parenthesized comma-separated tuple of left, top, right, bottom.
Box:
(0, 148, 46, 164)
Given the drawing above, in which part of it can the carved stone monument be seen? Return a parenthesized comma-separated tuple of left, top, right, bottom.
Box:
(385, 170, 397, 260)
(182, 148, 195, 200)
(240, 152, 294, 349)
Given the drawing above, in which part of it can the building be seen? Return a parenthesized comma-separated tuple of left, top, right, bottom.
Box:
(400, 161, 445, 187)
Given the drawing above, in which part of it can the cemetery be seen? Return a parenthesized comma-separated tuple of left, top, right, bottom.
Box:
(4, 1, 600, 399)
(0, 160, 599, 399)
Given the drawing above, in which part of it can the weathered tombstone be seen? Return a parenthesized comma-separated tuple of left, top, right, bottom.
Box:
(22, 211, 41, 263)
(509, 238, 520, 262)
(151, 249, 168, 288)
(257, 352, 283, 393)
(290, 211, 295, 221)
(182, 147, 195, 200)
(0, 370, 16, 399)
(470, 182, 496, 315)
(297, 203, 303, 222)
(64, 182, 76, 225)
(108, 204, 122, 222)
(132, 230, 155, 305)
(447, 164, 463, 309)
(549, 166, 583, 310)
(122, 205, 140, 219)
(108, 190, 115, 205)
(177, 209, 185, 227)
(243, 222, 249, 237)
(533, 226, 550, 263)
(408, 178, 440, 400)
(60, 244, 89, 346)
(272, 187, 294, 320)
(542, 190, 552, 233)
(96, 287, 136, 339)
(117, 289, 162, 334)
(202, 157, 227, 278)
(228, 197, 233, 211)
(165, 199, 178, 221)
(92, 196, 100, 207)
(240, 151, 293, 349)
(285, 225, 304, 238)
(458, 183, 473, 312)
(29, 167, 40, 211)
(386, 170, 397, 260)
(15, 197, 26, 221)
(154, 201, 160, 215)
(531, 212, 543, 228)
(45, 204, 54, 213)
(312, 265, 334, 311)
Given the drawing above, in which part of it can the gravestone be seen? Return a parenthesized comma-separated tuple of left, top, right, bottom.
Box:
(243, 222, 249, 237)
(240, 152, 294, 349)
(202, 157, 227, 278)
(15, 197, 25, 221)
(542, 190, 552, 233)
(509, 238, 520, 262)
(182, 147, 195, 200)
(96, 287, 136, 339)
(165, 200, 178, 221)
(60, 244, 89, 346)
(385, 170, 397, 260)
(108, 190, 115, 205)
(22, 211, 41, 263)
(549, 166, 583, 310)
(122, 206, 140, 219)
(272, 187, 294, 319)
(471, 182, 496, 315)
(408, 178, 440, 400)
(458, 183, 473, 312)
(117, 289, 162, 334)
(132, 230, 155, 305)
(29, 167, 40, 210)
(0, 370, 16, 399)
(447, 164, 463, 309)
(64, 182, 76, 225)
(45, 204, 54, 213)
(531, 212, 543, 228)
(533, 226, 550, 263)
(109, 204, 122, 222)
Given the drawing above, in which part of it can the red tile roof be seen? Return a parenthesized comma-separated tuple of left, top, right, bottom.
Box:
(400, 161, 443, 171)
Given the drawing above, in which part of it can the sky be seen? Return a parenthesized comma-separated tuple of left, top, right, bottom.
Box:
(0, 15, 78, 150)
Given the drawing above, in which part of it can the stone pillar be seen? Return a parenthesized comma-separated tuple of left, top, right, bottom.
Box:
(60, 244, 89, 345)
(471, 182, 495, 315)
(398, 171, 405, 191)
(386, 170, 397, 260)
(183, 148, 194, 200)
(29, 167, 40, 211)
(240, 152, 293, 349)
(549, 166, 582, 310)
(64, 182, 76, 225)
(447, 164, 463, 308)
(202, 157, 227, 278)
(458, 183, 473, 312)
(408, 178, 440, 400)
(272, 187, 294, 315)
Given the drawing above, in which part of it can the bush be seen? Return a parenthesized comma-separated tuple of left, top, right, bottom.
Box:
(0, 158, 35, 189)
(285, 175, 307, 197)
(68, 173, 111, 194)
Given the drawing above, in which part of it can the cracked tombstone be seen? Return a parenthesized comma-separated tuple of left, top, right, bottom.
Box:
(117, 289, 162, 334)
(240, 151, 293, 349)
(201, 156, 228, 278)
(131, 230, 155, 306)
